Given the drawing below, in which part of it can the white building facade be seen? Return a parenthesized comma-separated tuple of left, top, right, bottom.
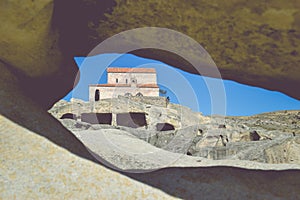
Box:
(89, 68, 159, 101)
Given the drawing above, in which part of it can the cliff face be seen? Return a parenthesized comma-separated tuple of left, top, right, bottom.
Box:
(1, 1, 300, 199)
(0, 0, 299, 111)
(50, 98, 300, 166)
(0, 0, 78, 109)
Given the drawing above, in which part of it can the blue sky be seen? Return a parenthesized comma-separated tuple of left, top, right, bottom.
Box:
(63, 53, 300, 116)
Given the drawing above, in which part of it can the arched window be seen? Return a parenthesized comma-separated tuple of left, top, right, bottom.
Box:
(136, 92, 143, 97)
(116, 78, 118, 83)
(131, 78, 137, 84)
(95, 89, 100, 101)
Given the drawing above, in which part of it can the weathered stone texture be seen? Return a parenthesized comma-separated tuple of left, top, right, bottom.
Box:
(1, 1, 300, 199)
(0, 115, 177, 199)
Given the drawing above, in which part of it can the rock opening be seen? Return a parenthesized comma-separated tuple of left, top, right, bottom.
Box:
(156, 123, 175, 131)
(60, 113, 77, 120)
(116, 112, 147, 128)
(250, 131, 261, 141)
(81, 113, 112, 124)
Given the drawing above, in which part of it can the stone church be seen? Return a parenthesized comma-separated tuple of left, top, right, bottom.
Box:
(89, 67, 159, 101)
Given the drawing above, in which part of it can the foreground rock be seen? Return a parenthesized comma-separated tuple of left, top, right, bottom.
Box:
(73, 128, 300, 172)
(1, 0, 300, 109)
(1, 1, 300, 198)
(1, 87, 299, 198)
(0, 115, 175, 199)
(1, 114, 300, 199)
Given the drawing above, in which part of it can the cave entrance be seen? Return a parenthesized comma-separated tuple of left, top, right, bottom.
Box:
(60, 113, 77, 120)
(156, 123, 175, 131)
(116, 112, 147, 128)
(81, 113, 112, 124)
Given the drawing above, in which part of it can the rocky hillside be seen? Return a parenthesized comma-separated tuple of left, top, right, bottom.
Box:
(49, 97, 300, 169)
(2, 1, 300, 198)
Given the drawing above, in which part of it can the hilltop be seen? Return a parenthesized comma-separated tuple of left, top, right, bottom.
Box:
(49, 97, 300, 171)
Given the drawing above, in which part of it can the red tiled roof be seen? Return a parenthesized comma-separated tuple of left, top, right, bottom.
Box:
(90, 84, 159, 88)
(107, 67, 156, 73)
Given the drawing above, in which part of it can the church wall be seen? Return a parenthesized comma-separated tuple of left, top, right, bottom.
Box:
(89, 86, 159, 101)
(108, 72, 157, 84)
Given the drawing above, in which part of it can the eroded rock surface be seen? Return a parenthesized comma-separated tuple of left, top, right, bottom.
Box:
(1, 1, 300, 199)
(51, 98, 300, 165)
(2, 113, 300, 199)
(0, 115, 177, 199)
(1, 0, 300, 108)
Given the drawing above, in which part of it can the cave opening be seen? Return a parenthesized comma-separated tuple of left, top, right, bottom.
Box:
(60, 113, 77, 120)
(81, 113, 112, 124)
(156, 123, 175, 131)
(116, 112, 147, 128)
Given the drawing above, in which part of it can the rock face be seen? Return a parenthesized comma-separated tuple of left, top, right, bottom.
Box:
(1, 0, 300, 110)
(50, 98, 300, 165)
(0, 115, 177, 199)
(265, 137, 300, 164)
(0, 0, 79, 109)
(1, 1, 300, 199)
(2, 112, 300, 199)
(49, 97, 207, 130)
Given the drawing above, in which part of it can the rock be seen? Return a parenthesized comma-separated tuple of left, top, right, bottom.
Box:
(2, 112, 300, 199)
(49, 98, 206, 131)
(0, 0, 78, 109)
(1, 1, 300, 199)
(89, 124, 116, 130)
(161, 126, 198, 154)
(1, 0, 300, 113)
(59, 119, 91, 131)
(1, 68, 300, 199)
(0, 114, 177, 199)
(73, 128, 198, 170)
(264, 137, 300, 164)
(55, 104, 300, 165)
(92, 1, 300, 100)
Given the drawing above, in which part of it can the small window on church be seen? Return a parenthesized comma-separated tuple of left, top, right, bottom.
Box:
(116, 78, 118, 83)
(95, 89, 100, 101)
(126, 79, 128, 84)
(131, 78, 137, 83)
(136, 92, 143, 97)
